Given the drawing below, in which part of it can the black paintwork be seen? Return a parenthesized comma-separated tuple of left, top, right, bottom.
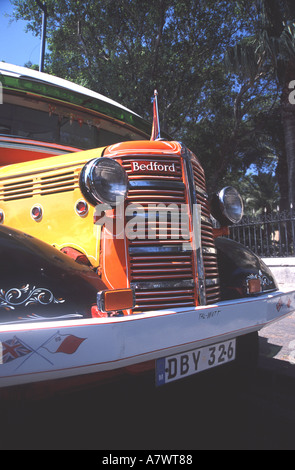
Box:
(0, 225, 278, 324)
(0, 225, 106, 323)
(215, 237, 278, 300)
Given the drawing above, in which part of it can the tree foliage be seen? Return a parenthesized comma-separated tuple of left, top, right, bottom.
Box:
(8, 0, 292, 207)
(225, 0, 295, 209)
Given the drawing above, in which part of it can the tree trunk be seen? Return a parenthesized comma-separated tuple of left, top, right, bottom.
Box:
(281, 65, 295, 208)
(276, 132, 290, 211)
(282, 109, 295, 207)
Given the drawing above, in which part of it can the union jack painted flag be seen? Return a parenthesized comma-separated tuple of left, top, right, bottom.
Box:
(150, 90, 161, 141)
(1, 336, 33, 364)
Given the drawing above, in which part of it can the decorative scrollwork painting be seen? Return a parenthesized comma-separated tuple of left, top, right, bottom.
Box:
(0, 284, 65, 310)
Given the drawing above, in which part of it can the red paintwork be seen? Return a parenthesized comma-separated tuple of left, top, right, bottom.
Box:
(0, 136, 79, 166)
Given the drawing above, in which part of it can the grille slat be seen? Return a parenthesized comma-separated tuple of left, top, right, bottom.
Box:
(131, 284, 196, 313)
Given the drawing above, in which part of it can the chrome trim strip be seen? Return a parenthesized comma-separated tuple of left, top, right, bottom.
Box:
(129, 244, 192, 255)
(195, 184, 208, 198)
(128, 180, 185, 190)
(205, 278, 220, 286)
(202, 246, 217, 255)
(181, 145, 206, 305)
(201, 215, 212, 225)
(131, 279, 195, 290)
(0, 141, 70, 155)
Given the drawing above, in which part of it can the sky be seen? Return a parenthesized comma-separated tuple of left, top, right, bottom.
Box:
(0, 0, 42, 67)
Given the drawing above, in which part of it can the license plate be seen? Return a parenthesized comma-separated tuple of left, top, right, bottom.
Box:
(156, 339, 236, 386)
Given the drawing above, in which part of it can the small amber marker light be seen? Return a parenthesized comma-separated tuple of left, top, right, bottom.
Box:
(247, 278, 262, 294)
(97, 288, 135, 313)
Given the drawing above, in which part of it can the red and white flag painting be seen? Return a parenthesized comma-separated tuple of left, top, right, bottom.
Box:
(42, 333, 86, 355)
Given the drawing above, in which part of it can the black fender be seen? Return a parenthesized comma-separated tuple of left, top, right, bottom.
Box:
(215, 237, 278, 301)
(0, 225, 106, 323)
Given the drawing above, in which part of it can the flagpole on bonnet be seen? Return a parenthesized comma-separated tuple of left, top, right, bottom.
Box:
(150, 89, 161, 141)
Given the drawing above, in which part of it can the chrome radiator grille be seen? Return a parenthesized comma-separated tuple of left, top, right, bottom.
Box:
(190, 155, 221, 304)
(118, 150, 220, 313)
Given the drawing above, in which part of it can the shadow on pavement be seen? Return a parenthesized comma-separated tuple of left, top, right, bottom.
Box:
(1, 337, 295, 450)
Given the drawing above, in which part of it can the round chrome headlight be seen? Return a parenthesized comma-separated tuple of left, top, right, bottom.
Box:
(212, 186, 244, 225)
(80, 157, 128, 207)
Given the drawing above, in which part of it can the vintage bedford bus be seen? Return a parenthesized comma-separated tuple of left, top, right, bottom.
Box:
(0, 62, 294, 392)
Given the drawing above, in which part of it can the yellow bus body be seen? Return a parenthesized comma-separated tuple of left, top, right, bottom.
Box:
(0, 148, 105, 268)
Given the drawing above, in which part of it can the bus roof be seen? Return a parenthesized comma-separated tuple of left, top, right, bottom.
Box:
(0, 62, 151, 136)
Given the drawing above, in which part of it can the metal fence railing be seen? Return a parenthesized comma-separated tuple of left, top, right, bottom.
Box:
(229, 208, 295, 258)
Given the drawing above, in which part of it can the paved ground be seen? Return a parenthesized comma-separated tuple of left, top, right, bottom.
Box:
(259, 283, 295, 368)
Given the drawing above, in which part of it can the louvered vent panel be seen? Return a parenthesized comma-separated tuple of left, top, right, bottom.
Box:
(0, 172, 78, 201)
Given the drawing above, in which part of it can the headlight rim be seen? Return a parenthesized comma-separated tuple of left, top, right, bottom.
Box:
(80, 157, 128, 207)
(211, 186, 244, 226)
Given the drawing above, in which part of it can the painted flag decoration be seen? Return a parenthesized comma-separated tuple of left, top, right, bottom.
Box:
(150, 89, 161, 141)
(0, 336, 33, 364)
(42, 333, 86, 355)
